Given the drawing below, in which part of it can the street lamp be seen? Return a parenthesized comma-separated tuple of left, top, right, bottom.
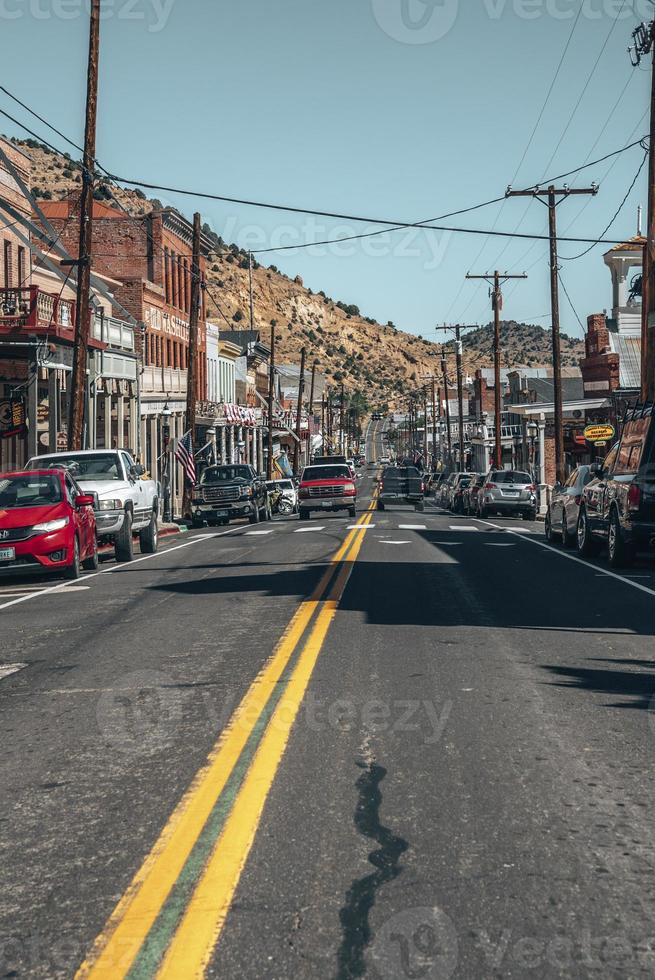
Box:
(527, 420, 538, 483)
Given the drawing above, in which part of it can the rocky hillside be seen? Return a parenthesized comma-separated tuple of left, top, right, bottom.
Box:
(12, 136, 584, 406)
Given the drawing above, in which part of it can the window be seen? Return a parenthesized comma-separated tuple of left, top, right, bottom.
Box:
(614, 419, 651, 476)
(17, 246, 26, 287)
(3, 240, 11, 289)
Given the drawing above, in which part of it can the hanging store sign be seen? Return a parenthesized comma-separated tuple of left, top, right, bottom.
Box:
(583, 423, 615, 445)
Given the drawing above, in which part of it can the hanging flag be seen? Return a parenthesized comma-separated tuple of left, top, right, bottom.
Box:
(175, 431, 196, 485)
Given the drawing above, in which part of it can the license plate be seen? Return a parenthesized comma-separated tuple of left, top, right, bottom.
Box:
(214, 510, 228, 518)
(321, 501, 333, 508)
(0, 547, 15, 561)
(503, 491, 519, 497)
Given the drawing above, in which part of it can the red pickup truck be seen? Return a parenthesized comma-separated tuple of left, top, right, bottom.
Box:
(298, 464, 357, 520)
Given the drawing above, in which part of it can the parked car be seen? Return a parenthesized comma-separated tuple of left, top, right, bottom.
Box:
(378, 455, 391, 465)
(463, 474, 485, 516)
(0, 469, 97, 579)
(431, 473, 448, 501)
(26, 449, 159, 561)
(447, 473, 474, 514)
(437, 473, 456, 509)
(577, 407, 655, 566)
(266, 478, 298, 516)
(192, 464, 270, 527)
(298, 464, 357, 519)
(377, 466, 425, 512)
(545, 465, 593, 547)
(478, 470, 537, 520)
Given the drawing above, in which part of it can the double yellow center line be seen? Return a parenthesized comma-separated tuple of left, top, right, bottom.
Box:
(77, 503, 376, 979)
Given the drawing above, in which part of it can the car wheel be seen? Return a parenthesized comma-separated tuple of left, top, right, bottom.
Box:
(139, 510, 159, 553)
(577, 508, 601, 558)
(349, 506, 357, 518)
(479, 505, 487, 519)
(82, 538, 99, 572)
(66, 536, 81, 580)
(115, 511, 134, 562)
(608, 509, 634, 568)
(544, 509, 553, 542)
(377, 502, 385, 511)
(192, 517, 204, 529)
(415, 501, 425, 513)
(299, 508, 310, 521)
(248, 504, 260, 525)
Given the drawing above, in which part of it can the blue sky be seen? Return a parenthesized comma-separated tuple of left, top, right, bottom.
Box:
(0, 0, 652, 340)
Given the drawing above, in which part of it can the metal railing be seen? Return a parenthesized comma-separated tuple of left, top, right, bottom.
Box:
(92, 314, 135, 352)
(141, 365, 187, 396)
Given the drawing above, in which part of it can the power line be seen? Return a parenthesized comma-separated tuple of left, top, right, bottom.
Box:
(560, 147, 648, 260)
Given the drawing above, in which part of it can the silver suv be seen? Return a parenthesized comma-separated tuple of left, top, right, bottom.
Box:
(478, 470, 537, 521)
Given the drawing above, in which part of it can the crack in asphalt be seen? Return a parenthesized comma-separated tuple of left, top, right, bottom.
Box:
(336, 761, 408, 980)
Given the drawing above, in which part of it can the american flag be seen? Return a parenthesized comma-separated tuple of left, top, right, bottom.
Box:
(175, 431, 196, 485)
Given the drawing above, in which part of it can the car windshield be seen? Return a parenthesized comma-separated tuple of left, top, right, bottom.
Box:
(492, 471, 532, 484)
(0, 474, 62, 508)
(30, 453, 122, 481)
(302, 466, 351, 481)
(202, 465, 252, 484)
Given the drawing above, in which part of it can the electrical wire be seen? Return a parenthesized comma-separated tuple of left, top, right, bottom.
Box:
(560, 147, 648, 260)
(558, 270, 586, 334)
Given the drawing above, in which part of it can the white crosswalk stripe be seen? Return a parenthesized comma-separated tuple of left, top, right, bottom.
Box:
(0, 663, 27, 681)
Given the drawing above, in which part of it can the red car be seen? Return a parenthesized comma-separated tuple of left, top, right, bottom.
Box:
(298, 463, 357, 520)
(0, 469, 97, 579)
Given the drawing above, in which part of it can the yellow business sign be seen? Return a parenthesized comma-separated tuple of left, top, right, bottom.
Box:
(583, 423, 615, 444)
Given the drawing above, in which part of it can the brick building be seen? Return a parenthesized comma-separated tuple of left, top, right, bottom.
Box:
(37, 199, 211, 511)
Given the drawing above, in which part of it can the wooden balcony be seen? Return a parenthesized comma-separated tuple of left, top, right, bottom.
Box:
(0, 285, 76, 342)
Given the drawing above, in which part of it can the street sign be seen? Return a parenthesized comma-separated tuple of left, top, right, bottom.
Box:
(0, 398, 26, 439)
(583, 423, 615, 445)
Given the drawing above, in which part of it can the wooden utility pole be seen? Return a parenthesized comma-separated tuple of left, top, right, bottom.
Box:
(308, 359, 317, 415)
(423, 388, 429, 464)
(321, 393, 326, 455)
(436, 324, 476, 472)
(440, 349, 452, 467)
(293, 347, 306, 474)
(630, 23, 655, 401)
(267, 321, 276, 479)
(340, 383, 346, 455)
(248, 251, 255, 332)
(506, 186, 596, 484)
(68, 0, 100, 450)
(466, 272, 527, 471)
(431, 378, 437, 471)
(182, 211, 202, 517)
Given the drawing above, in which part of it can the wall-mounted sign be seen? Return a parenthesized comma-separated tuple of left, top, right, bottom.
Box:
(583, 423, 615, 445)
(0, 398, 27, 439)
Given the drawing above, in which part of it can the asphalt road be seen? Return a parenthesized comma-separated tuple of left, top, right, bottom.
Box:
(4, 423, 655, 979)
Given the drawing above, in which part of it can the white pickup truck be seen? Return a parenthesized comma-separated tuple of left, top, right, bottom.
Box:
(26, 449, 159, 561)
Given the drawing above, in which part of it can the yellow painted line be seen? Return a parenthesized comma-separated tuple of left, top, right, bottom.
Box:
(156, 513, 373, 979)
(76, 521, 364, 980)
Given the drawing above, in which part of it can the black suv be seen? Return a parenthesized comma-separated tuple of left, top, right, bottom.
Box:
(191, 464, 270, 527)
(577, 404, 655, 567)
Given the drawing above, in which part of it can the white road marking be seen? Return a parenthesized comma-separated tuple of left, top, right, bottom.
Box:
(380, 540, 411, 546)
(348, 524, 376, 530)
(433, 541, 463, 546)
(0, 663, 27, 680)
(0, 527, 242, 613)
(245, 529, 275, 536)
(50, 585, 91, 592)
(475, 518, 655, 600)
(399, 525, 427, 530)
(450, 526, 479, 531)
(485, 543, 515, 548)
(294, 527, 326, 533)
